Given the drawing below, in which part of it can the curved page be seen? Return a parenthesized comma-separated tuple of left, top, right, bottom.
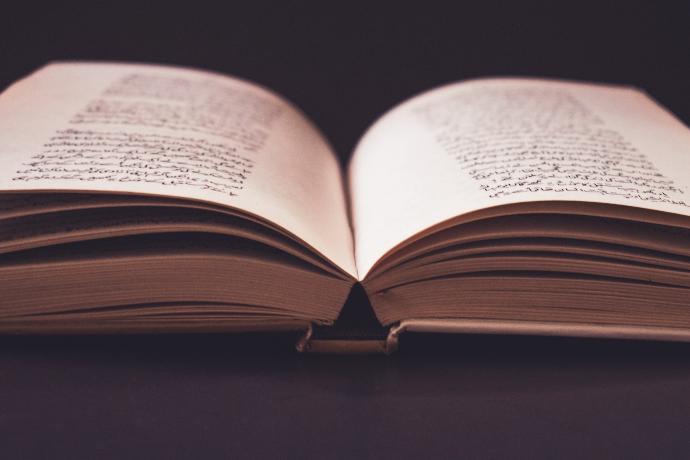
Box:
(349, 78, 690, 278)
(0, 62, 356, 277)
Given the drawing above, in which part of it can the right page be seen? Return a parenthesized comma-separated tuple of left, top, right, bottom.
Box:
(349, 78, 690, 279)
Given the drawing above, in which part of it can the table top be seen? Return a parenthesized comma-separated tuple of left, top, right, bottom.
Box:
(1, 2, 689, 458)
(2, 332, 689, 458)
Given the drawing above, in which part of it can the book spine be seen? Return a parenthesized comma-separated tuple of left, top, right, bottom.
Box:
(295, 323, 398, 354)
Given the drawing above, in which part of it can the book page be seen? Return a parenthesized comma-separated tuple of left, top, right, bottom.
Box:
(349, 78, 690, 278)
(0, 62, 356, 277)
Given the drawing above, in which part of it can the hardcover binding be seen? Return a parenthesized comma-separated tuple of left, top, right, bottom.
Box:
(296, 319, 690, 354)
(387, 319, 690, 343)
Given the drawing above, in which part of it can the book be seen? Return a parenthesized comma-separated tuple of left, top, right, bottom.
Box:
(1, 62, 689, 353)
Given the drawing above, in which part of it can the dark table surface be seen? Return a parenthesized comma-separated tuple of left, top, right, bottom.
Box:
(3, 332, 690, 458)
(1, 2, 689, 458)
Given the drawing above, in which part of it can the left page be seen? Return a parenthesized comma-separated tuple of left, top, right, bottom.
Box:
(0, 62, 356, 277)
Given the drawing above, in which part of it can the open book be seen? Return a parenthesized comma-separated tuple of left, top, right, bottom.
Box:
(2, 62, 690, 353)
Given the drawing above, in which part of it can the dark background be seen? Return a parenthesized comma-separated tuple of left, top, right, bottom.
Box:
(1, 1, 690, 458)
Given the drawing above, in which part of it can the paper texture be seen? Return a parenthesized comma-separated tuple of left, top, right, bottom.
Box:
(349, 78, 690, 277)
(0, 62, 357, 276)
